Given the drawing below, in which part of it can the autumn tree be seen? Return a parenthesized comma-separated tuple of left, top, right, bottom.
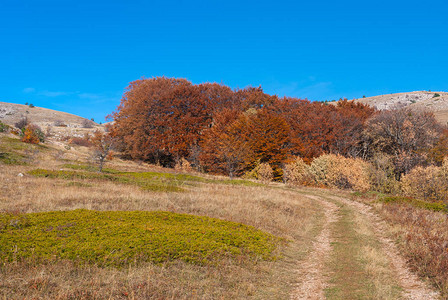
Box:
(363, 107, 442, 176)
(237, 86, 278, 110)
(201, 108, 290, 179)
(331, 99, 376, 157)
(230, 109, 290, 179)
(110, 77, 214, 167)
(428, 129, 448, 166)
(90, 130, 115, 172)
(267, 98, 374, 162)
(200, 108, 250, 177)
(196, 83, 241, 113)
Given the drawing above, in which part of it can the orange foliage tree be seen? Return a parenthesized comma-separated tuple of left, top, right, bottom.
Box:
(200, 108, 248, 177)
(268, 98, 375, 162)
(201, 108, 290, 178)
(110, 77, 214, 167)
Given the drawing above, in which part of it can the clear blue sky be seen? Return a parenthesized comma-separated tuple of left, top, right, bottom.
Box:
(1, 0, 447, 122)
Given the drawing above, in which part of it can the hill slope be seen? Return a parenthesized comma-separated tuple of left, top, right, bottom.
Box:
(352, 91, 448, 124)
(0, 102, 97, 128)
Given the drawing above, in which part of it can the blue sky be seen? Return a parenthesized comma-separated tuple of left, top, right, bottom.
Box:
(1, 0, 447, 122)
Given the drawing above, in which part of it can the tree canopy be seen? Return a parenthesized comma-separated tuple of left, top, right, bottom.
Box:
(110, 77, 443, 180)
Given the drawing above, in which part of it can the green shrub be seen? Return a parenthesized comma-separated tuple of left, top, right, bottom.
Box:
(31, 165, 264, 192)
(28, 169, 182, 192)
(0, 121, 9, 133)
(0, 136, 48, 165)
(0, 209, 281, 266)
(61, 163, 120, 174)
(433, 93, 441, 98)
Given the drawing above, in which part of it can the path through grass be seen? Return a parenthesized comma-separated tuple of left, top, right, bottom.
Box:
(289, 189, 428, 300)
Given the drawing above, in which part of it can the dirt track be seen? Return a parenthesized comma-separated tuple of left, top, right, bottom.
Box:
(291, 191, 439, 300)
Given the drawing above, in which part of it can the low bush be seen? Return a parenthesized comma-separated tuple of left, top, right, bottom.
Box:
(258, 163, 274, 183)
(0, 152, 26, 165)
(62, 163, 120, 174)
(400, 166, 447, 202)
(14, 117, 28, 130)
(0, 121, 9, 133)
(21, 124, 45, 144)
(69, 136, 91, 147)
(30, 166, 263, 193)
(28, 169, 183, 192)
(81, 119, 94, 128)
(368, 153, 400, 194)
(53, 120, 67, 127)
(0, 209, 281, 266)
(174, 157, 193, 172)
(283, 157, 311, 186)
(244, 161, 275, 182)
(308, 154, 371, 192)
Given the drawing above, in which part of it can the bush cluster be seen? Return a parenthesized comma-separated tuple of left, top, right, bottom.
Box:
(21, 124, 45, 144)
(399, 158, 448, 203)
(283, 154, 448, 204)
(283, 154, 371, 192)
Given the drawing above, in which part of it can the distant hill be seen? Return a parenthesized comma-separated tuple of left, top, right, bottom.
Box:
(352, 91, 448, 124)
(0, 102, 98, 128)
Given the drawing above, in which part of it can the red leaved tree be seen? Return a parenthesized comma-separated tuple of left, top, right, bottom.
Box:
(110, 77, 213, 167)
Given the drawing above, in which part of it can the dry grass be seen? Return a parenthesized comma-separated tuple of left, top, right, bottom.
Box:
(0, 139, 322, 299)
(379, 203, 448, 298)
(0, 259, 282, 299)
(1, 166, 316, 239)
(351, 212, 401, 299)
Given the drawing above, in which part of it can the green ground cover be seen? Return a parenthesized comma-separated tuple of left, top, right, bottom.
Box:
(0, 136, 48, 165)
(29, 164, 262, 192)
(0, 209, 281, 266)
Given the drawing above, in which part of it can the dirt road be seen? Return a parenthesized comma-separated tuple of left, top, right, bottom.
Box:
(291, 190, 439, 300)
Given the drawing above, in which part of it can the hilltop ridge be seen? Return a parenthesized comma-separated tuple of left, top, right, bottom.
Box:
(0, 101, 99, 128)
(352, 91, 448, 124)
